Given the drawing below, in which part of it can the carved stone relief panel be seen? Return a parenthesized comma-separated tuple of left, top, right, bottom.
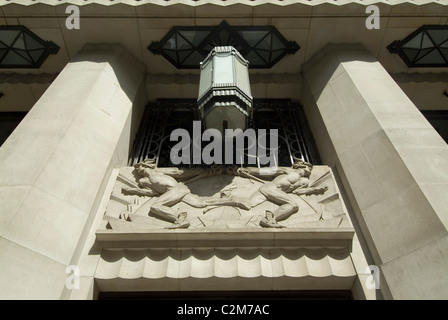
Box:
(97, 160, 351, 231)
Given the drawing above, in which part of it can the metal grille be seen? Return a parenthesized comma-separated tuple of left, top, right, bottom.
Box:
(129, 99, 320, 167)
(252, 99, 321, 165)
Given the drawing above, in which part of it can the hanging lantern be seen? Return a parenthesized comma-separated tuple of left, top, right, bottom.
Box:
(197, 46, 253, 134)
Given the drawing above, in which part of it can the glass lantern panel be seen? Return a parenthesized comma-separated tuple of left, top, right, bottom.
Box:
(414, 48, 434, 61)
(440, 48, 448, 60)
(183, 50, 205, 66)
(238, 30, 269, 46)
(24, 34, 44, 50)
(199, 59, 213, 96)
(0, 30, 20, 46)
(235, 57, 251, 94)
(427, 30, 448, 46)
(12, 33, 26, 50)
(2, 50, 30, 65)
(416, 49, 446, 64)
(402, 33, 422, 49)
(213, 55, 234, 84)
(402, 48, 420, 62)
(28, 49, 46, 63)
(162, 37, 177, 50)
(244, 50, 266, 66)
(421, 33, 435, 49)
(179, 30, 210, 46)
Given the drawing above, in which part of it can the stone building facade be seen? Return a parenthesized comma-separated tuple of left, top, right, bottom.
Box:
(0, 0, 447, 300)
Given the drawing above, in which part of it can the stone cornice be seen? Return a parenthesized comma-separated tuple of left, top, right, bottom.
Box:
(95, 228, 355, 249)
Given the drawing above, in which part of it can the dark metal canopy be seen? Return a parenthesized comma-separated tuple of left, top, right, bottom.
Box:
(388, 25, 448, 68)
(0, 25, 59, 69)
(148, 21, 300, 69)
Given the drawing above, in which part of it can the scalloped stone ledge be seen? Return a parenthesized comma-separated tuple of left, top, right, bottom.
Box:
(0, 0, 447, 7)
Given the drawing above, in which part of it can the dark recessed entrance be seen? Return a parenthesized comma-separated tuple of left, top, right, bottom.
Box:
(98, 290, 353, 300)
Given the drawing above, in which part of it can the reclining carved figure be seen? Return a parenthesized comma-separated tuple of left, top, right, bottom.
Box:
(224, 161, 328, 228)
(122, 160, 245, 229)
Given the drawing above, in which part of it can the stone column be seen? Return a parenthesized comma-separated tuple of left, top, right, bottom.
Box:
(0, 44, 146, 299)
(301, 44, 448, 299)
